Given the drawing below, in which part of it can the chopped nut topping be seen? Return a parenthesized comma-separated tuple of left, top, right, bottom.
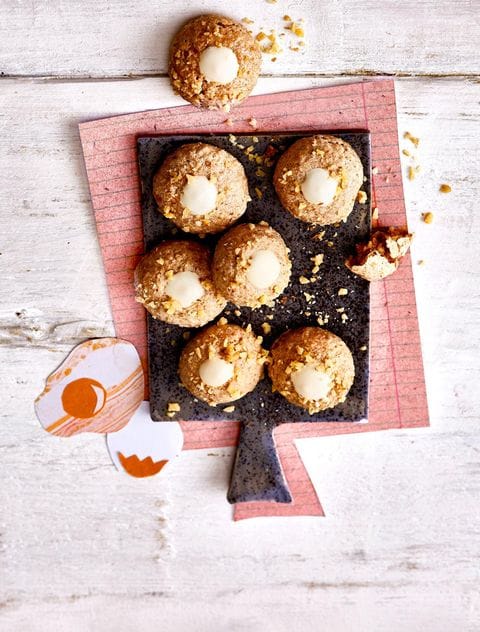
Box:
(261, 322, 272, 335)
(402, 149, 411, 157)
(312, 230, 326, 241)
(217, 317, 228, 326)
(357, 190, 367, 204)
(167, 402, 180, 413)
(338, 288, 348, 296)
(311, 253, 324, 266)
(422, 212, 434, 224)
(439, 184, 451, 193)
(255, 187, 263, 199)
(299, 276, 310, 285)
(223, 406, 236, 413)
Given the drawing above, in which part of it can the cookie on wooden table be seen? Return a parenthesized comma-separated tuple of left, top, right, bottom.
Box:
(169, 14, 262, 110)
(153, 142, 250, 234)
(179, 322, 267, 406)
(134, 241, 226, 327)
(212, 222, 292, 309)
(268, 327, 355, 414)
(273, 135, 364, 226)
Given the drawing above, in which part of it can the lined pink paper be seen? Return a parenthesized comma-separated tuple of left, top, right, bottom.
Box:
(79, 80, 429, 520)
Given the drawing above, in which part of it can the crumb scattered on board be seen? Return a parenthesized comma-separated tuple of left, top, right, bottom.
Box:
(422, 212, 434, 224)
(440, 183, 452, 193)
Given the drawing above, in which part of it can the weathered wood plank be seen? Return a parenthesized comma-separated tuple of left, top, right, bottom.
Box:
(0, 1, 479, 78)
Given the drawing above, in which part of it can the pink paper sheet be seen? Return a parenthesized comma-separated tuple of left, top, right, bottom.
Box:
(79, 80, 429, 520)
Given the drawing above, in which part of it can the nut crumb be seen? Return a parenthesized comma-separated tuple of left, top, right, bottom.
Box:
(299, 276, 310, 285)
(418, 259, 425, 266)
(372, 167, 379, 175)
(254, 186, 263, 199)
(404, 131, 420, 147)
(223, 405, 236, 413)
(408, 166, 416, 181)
(439, 183, 451, 193)
(261, 322, 272, 335)
(241, 17, 254, 24)
(248, 117, 258, 128)
(312, 230, 325, 241)
(360, 345, 367, 351)
(310, 253, 324, 266)
(402, 149, 411, 157)
(167, 402, 180, 413)
(218, 317, 228, 325)
(338, 288, 348, 296)
(422, 212, 434, 224)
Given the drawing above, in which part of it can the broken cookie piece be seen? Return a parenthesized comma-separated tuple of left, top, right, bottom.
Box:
(345, 227, 413, 282)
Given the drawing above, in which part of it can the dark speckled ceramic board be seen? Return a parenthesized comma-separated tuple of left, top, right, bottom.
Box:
(137, 132, 371, 504)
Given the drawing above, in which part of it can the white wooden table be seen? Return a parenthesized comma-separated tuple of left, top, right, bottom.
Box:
(1, 2, 479, 630)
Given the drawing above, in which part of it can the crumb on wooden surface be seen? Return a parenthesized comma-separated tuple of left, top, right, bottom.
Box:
(404, 131, 420, 147)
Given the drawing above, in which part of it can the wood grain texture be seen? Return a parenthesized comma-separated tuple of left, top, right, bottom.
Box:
(1, 72, 480, 630)
(1, 0, 480, 625)
(0, 0, 479, 78)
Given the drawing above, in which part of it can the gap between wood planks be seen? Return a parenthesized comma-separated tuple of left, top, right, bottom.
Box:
(1, 71, 479, 82)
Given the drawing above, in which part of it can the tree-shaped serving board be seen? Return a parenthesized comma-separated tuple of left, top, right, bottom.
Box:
(137, 132, 371, 504)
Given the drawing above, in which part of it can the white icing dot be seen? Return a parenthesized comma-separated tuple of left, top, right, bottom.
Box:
(199, 357, 234, 387)
(199, 46, 239, 84)
(291, 365, 332, 401)
(181, 175, 217, 216)
(301, 168, 338, 205)
(246, 249, 281, 289)
(165, 271, 205, 308)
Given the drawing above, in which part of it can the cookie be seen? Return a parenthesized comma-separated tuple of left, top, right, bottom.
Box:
(153, 142, 250, 234)
(345, 227, 413, 281)
(273, 135, 364, 225)
(268, 327, 355, 414)
(169, 14, 262, 110)
(212, 222, 292, 308)
(134, 240, 226, 327)
(179, 322, 267, 405)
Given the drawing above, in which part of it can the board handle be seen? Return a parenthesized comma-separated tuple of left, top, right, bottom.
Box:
(227, 419, 292, 504)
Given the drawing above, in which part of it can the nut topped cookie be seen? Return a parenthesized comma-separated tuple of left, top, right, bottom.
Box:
(179, 322, 267, 405)
(169, 14, 262, 110)
(134, 240, 226, 328)
(212, 222, 292, 309)
(273, 135, 364, 226)
(268, 327, 355, 414)
(153, 143, 250, 234)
